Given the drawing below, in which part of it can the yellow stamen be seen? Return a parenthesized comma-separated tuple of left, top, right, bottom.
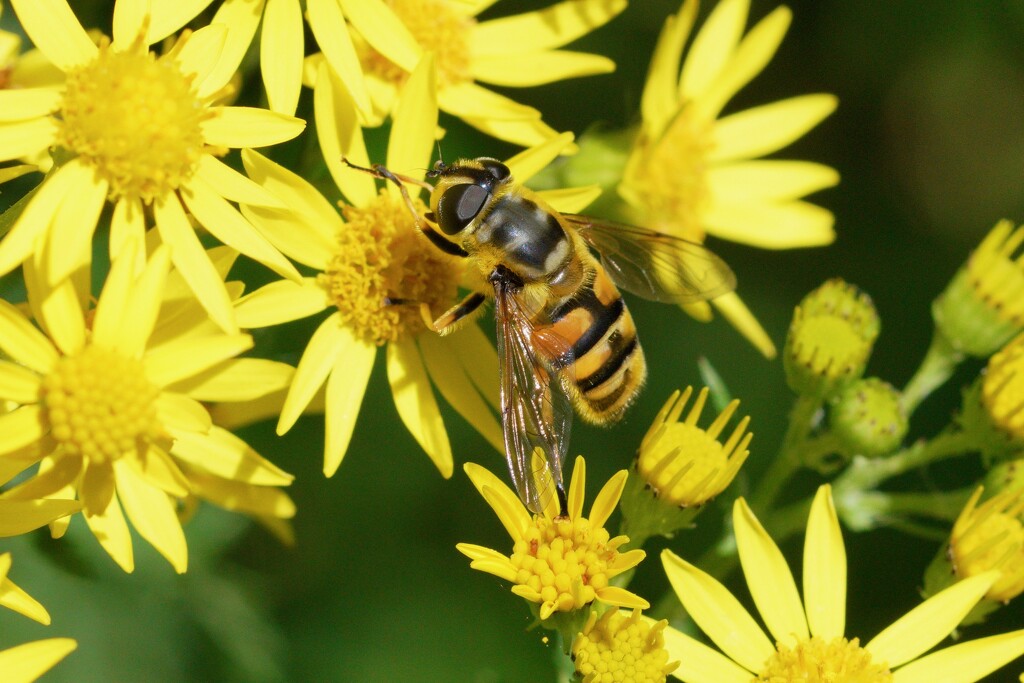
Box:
(572, 609, 679, 683)
(57, 35, 208, 203)
(40, 345, 161, 464)
(759, 636, 892, 683)
(320, 190, 463, 346)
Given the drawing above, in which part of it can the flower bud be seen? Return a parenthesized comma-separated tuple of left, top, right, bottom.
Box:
(830, 378, 908, 457)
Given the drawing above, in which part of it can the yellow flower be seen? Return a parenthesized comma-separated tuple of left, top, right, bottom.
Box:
(636, 386, 751, 507)
(0, 0, 305, 334)
(620, 0, 838, 357)
(0, 553, 77, 683)
(0, 242, 295, 573)
(572, 608, 679, 683)
(661, 485, 1024, 682)
(234, 57, 598, 477)
(457, 456, 648, 620)
(949, 486, 1024, 603)
(982, 332, 1024, 443)
(307, 0, 623, 147)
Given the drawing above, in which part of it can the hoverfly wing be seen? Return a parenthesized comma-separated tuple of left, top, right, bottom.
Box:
(493, 276, 573, 515)
(565, 214, 736, 304)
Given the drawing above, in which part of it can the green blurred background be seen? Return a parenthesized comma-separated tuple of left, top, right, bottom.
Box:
(2, 1, 1024, 680)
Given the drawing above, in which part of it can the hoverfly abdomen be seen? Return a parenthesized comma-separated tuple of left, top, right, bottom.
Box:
(545, 266, 646, 424)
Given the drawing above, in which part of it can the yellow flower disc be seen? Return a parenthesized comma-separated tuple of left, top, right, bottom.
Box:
(759, 636, 892, 683)
(320, 190, 463, 346)
(58, 39, 206, 203)
(572, 609, 679, 683)
(982, 333, 1024, 442)
(40, 345, 161, 464)
(359, 0, 474, 88)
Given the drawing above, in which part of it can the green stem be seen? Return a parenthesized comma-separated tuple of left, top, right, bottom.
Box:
(901, 331, 964, 415)
(749, 393, 823, 513)
(833, 429, 975, 493)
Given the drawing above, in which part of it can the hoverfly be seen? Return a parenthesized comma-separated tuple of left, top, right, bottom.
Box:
(343, 157, 735, 516)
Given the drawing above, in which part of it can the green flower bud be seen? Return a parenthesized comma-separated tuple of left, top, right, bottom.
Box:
(830, 378, 908, 458)
(933, 220, 1024, 357)
(784, 279, 879, 398)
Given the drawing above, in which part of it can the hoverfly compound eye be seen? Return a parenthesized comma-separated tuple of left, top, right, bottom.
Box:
(436, 183, 489, 234)
(478, 158, 510, 182)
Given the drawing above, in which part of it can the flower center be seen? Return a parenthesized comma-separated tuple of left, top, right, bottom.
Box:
(759, 636, 892, 683)
(358, 0, 474, 88)
(628, 109, 713, 239)
(40, 345, 161, 464)
(510, 514, 623, 614)
(320, 190, 463, 346)
(57, 36, 207, 203)
(982, 334, 1024, 442)
(640, 422, 725, 505)
(572, 609, 678, 683)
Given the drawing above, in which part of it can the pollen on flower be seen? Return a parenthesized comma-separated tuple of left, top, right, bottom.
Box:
(40, 345, 161, 464)
(356, 0, 474, 88)
(759, 636, 892, 683)
(57, 36, 208, 203)
(320, 190, 463, 346)
(510, 514, 627, 618)
(571, 609, 679, 683)
(622, 110, 713, 239)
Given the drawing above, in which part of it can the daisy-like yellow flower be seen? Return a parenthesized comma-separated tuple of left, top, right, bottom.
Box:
(457, 456, 648, 621)
(661, 485, 1024, 682)
(234, 56, 600, 477)
(572, 608, 679, 683)
(981, 332, 1024, 443)
(306, 0, 623, 147)
(0, 553, 77, 683)
(0, 0, 305, 334)
(620, 0, 838, 357)
(948, 486, 1024, 603)
(0, 241, 295, 573)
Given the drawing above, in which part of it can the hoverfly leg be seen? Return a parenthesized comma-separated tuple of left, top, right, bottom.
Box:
(419, 220, 470, 258)
(555, 483, 569, 518)
(431, 291, 487, 334)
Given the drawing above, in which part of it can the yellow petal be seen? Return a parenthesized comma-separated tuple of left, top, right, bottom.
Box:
(144, 333, 253, 388)
(733, 497, 809, 647)
(109, 197, 147, 269)
(472, 50, 614, 87)
(0, 406, 45, 458)
(185, 467, 295, 518)
(386, 337, 452, 477)
(9, 0, 96, 71)
(709, 95, 838, 163)
(195, 155, 286, 209)
(803, 485, 846, 639)
(171, 426, 293, 486)
(278, 312, 346, 434)
(703, 199, 836, 249)
(182, 177, 301, 281)
(659, 621, 753, 683)
(261, 0, 304, 114)
(710, 292, 777, 359)
(438, 81, 539, 121)
(535, 186, 601, 214)
(111, 0, 148, 50)
(91, 233, 143, 349)
(129, 445, 191, 498)
(240, 149, 339, 268)
(201, 1, 263, 99)
(0, 497, 80, 537)
(83, 490, 134, 572)
(445, 325, 500, 412)
(890, 630, 1024, 683)
(0, 360, 41, 404)
(505, 132, 576, 182)
(156, 391, 213, 434)
(866, 571, 999, 669)
(25, 255, 85, 357)
(566, 455, 586, 519)
(0, 118, 57, 161)
(147, 0, 216, 43)
(200, 106, 305, 149)
(386, 53, 437, 195)
(707, 161, 840, 202)
(640, 0, 697, 139)
(0, 88, 61, 122)
(662, 548, 774, 673)
(0, 638, 77, 683)
(234, 278, 329, 328)
(104, 246, 170, 358)
(679, 0, 748, 100)
(464, 462, 531, 540)
(589, 469, 627, 529)
(339, 0, 420, 72)
(594, 585, 649, 609)
(306, 0, 372, 114)
(0, 165, 37, 183)
(115, 462, 188, 573)
(154, 193, 238, 333)
(418, 332, 503, 453)
(470, 0, 626, 55)
(462, 114, 567, 152)
(0, 300, 57, 373)
(172, 24, 229, 100)
(313, 60, 376, 208)
(174, 358, 295, 402)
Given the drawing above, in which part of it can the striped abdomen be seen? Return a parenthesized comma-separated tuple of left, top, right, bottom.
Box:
(544, 264, 647, 424)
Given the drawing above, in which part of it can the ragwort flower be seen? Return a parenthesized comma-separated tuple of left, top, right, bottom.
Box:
(0, 243, 295, 573)
(572, 608, 679, 683)
(457, 456, 648, 621)
(308, 0, 623, 147)
(234, 57, 600, 477)
(661, 485, 1024, 682)
(0, 0, 305, 333)
(620, 0, 838, 357)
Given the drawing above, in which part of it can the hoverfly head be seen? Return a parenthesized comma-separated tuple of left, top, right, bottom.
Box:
(430, 157, 511, 236)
